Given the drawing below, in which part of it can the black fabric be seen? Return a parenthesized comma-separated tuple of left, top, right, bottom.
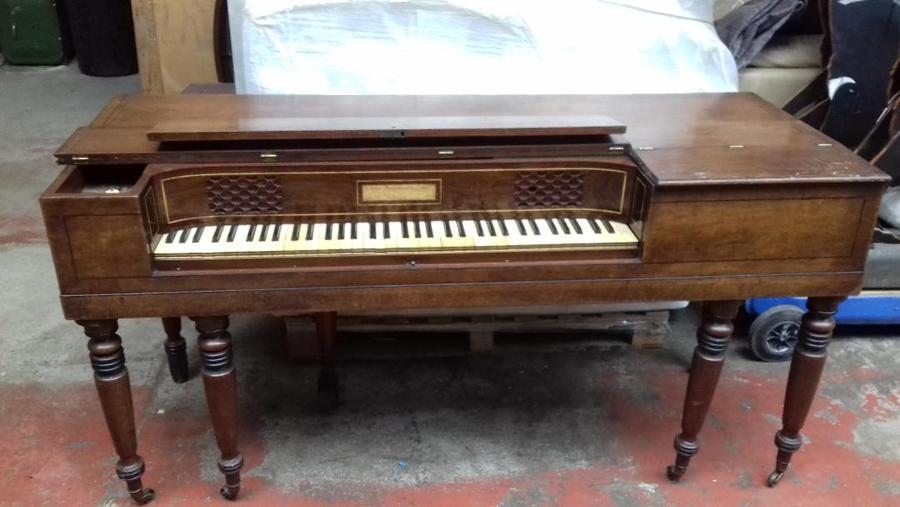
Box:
(716, 0, 807, 68)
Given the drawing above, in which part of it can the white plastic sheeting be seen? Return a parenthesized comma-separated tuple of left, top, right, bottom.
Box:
(230, 0, 739, 95)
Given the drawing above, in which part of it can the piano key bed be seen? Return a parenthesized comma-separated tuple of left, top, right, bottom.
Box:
(154, 217, 638, 258)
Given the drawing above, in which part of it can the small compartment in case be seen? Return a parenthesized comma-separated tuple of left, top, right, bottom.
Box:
(55, 164, 145, 194)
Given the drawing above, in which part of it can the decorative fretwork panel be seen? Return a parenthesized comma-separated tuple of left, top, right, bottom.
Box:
(206, 175, 284, 214)
(514, 171, 585, 208)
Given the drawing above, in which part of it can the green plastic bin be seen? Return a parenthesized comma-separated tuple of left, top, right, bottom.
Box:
(0, 0, 70, 65)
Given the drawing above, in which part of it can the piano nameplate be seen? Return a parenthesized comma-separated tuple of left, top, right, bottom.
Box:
(358, 180, 441, 205)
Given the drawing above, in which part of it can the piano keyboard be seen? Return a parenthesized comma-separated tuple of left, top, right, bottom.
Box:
(153, 217, 638, 258)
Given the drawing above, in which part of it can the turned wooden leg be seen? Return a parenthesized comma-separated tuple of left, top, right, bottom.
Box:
(667, 300, 741, 481)
(192, 316, 242, 501)
(162, 317, 189, 384)
(767, 296, 844, 487)
(78, 320, 155, 505)
(314, 312, 339, 404)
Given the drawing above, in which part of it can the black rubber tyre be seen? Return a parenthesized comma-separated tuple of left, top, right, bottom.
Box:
(749, 305, 804, 362)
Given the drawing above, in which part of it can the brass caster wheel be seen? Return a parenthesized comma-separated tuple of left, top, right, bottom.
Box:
(221, 485, 240, 501)
(130, 488, 155, 505)
(666, 465, 685, 482)
(767, 470, 784, 487)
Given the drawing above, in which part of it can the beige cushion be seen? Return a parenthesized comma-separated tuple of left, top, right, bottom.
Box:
(750, 34, 824, 68)
(739, 67, 822, 107)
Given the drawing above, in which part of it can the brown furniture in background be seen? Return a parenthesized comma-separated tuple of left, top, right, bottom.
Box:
(41, 93, 887, 502)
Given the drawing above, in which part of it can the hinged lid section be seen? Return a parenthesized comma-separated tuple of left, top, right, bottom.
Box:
(146, 115, 626, 142)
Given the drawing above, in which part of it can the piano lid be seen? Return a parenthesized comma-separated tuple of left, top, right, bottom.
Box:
(146, 115, 626, 142)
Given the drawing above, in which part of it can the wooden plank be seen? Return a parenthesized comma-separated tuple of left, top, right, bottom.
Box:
(153, 0, 218, 94)
(283, 310, 671, 360)
(146, 115, 626, 142)
(131, 0, 218, 94)
(130, 0, 162, 94)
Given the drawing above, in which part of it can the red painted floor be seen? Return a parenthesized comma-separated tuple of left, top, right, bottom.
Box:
(3, 331, 899, 506)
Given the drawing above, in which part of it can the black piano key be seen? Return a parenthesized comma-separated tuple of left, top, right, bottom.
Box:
(475, 220, 484, 236)
(569, 218, 582, 234)
(212, 225, 224, 243)
(497, 219, 509, 236)
(457, 219, 467, 237)
(370, 222, 378, 239)
(444, 219, 453, 237)
(260, 224, 269, 241)
(291, 224, 300, 241)
(337, 223, 345, 240)
(165, 231, 177, 243)
(227, 225, 238, 242)
(557, 218, 570, 235)
(326, 223, 333, 240)
(528, 218, 540, 235)
(485, 219, 496, 236)
(192, 227, 203, 242)
(425, 220, 433, 238)
(601, 219, 615, 234)
(516, 219, 527, 235)
(273, 223, 282, 240)
(414, 221, 422, 238)
(247, 224, 256, 242)
(384, 221, 390, 239)
(306, 224, 315, 241)
(351, 222, 358, 240)
(402, 221, 409, 238)
(547, 219, 559, 235)
(588, 218, 601, 234)
(178, 229, 190, 243)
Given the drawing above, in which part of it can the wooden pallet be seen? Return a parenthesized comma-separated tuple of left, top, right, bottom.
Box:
(283, 310, 671, 362)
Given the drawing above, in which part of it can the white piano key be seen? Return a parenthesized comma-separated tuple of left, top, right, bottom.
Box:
(269, 223, 287, 253)
(358, 222, 377, 251)
(609, 221, 639, 245)
(560, 218, 596, 245)
(217, 224, 248, 254)
(343, 222, 365, 251)
(165, 227, 200, 255)
(283, 224, 306, 253)
(154, 228, 182, 255)
(397, 221, 418, 250)
(489, 219, 509, 248)
(533, 219, 557, 246)
(301, 223, 322, 253)
(503, 218, 531, 247)
(441, 219, 472, 249)
(550, 218, 577, 245)
(385, 221, 402, 251)
(189, 226, 218, 254)
(418, 220, 443, 249)
(313, 223, 336, 252)
(460, 220, 481, 247)
(245, 224, 272, 253)
(471, 220, 494, 249)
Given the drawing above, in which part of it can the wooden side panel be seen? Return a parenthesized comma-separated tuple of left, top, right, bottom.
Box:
(643, 197, 865, 263)
(66, 215, 152, 278)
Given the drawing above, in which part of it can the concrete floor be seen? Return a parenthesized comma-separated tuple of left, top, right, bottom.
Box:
(2, 63, 900, 507)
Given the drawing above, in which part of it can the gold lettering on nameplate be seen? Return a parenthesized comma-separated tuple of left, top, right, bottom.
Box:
(357, 180, 441, 205)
